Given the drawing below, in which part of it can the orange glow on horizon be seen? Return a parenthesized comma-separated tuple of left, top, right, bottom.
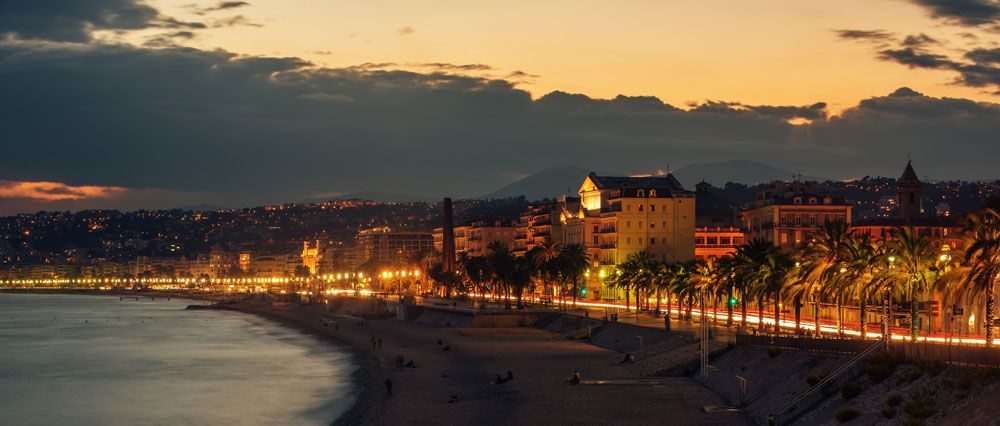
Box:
(0, 181, 129, 201)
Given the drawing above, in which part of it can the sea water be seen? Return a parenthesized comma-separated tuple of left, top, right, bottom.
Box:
(0, 293, 354, 426)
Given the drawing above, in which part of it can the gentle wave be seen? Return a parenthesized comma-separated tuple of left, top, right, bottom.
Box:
(0, 293, 354, 426)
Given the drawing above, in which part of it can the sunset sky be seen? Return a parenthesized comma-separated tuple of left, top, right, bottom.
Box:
(2, 0, 1000, 213)
(125, 0, 1000, 111)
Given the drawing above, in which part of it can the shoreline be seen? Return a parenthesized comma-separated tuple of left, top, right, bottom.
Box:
(213, 303, 385, 426)
(3, 290, 750, 426)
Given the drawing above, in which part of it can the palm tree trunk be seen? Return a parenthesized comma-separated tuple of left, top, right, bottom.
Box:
(794, 296, 801, 335)
(655, 290, 661, 316)
(758, 296, 765, 332)
(986, 281, 995, 348)
(572, 277, 578, 307)
(859, 296, 868, 340)
(727, 290, 734, 327)
(884, 290, 893, 345)
(814, 298, 821, 336)
(910, 294, 920, 341)
(837, 295, 843, 337)
(625, 289, 630, 311)
(740, 292, 748, 327)
(713, 294, 719, 325)
(686, 294, 693, 320)
(774, 290, 781, 335)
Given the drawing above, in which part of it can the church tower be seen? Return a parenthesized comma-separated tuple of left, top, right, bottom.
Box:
(897, 161, 921, 221)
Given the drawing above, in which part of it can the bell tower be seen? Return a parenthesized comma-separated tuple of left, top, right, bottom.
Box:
(897, 161, 921, 221)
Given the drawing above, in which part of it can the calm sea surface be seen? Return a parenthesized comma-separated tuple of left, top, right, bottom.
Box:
(0, 293, 354, 426)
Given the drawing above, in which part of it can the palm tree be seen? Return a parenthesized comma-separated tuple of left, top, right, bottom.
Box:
(510, 256, 535, 309)
(795, 221, 853, 336)
(463, 255, 492, 304)
(841, 234, 890, 339)
(560, 243, 591, 307)
(627, 252, 656, 313)
(530, 238, 562, 304)
(886, 226, 938, 341)
(487, 241, 515, 309)
(760, 248, 794, 334)
(963, 208, 1000, 347)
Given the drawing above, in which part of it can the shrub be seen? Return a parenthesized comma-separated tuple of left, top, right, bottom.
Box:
(867, 351, 899, 384)
(905, 367, 923, 382)
(886, 393, 903, 407)
(836, 407, 861, 422)
(903, 396, 936, 419)
(806, 372, 828, 386)
(841, 380, 862, 399)
(882, 406, 897, 419)
(902, 417, 925, 426)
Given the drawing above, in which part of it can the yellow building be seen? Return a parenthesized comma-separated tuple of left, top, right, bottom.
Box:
(563, 172, 696, 300)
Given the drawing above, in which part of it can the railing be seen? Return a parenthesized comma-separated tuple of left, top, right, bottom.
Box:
(772, 340, 883, 424)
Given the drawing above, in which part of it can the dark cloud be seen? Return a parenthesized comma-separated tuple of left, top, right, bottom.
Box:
(417, 63, 492, 71)
(507, 70, 540, 79)
(183, 1, 250, 15)
(908, 0, 1000, 26)
(834, 29, 894, 41)
(965, 47, 1000, 63)
(0, 42, 998, 211)
(744, 103, 828, 121)
(209, 15, 261, 28)
(0, 0, 204, 42)
(143, 31, 197, 48)
(901, 33, 939, 47)
(878, 47, 956, 69)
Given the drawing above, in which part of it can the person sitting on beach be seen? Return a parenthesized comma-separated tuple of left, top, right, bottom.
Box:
(447, 394, 458, 403)
(436, 339, 443, 345)
(405, 359, 416, 368)
(620, 352, 633, 364)
(442, 345, 451, 352)
(506, 370, 513, 381)
(568, 370, 581, 385)
(492, 374, 506, 385)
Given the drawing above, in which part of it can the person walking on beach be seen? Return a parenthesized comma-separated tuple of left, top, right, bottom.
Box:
(385, 378, 393, 397)
(377, 337, 383, 351)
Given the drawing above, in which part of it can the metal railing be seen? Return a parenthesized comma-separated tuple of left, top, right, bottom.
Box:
(772, 340, 883, 424)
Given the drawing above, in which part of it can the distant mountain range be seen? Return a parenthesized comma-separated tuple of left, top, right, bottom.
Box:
(480, 166, 614, 201)
(479, 161, 828, 202)
(296, 161, 830, 204)
(671, 160, 828, 189)
(303, 190, 435, 204)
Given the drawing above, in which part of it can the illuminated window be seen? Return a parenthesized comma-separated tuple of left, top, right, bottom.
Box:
(650, 222, 655, 229)
(638, 204, 644, 211)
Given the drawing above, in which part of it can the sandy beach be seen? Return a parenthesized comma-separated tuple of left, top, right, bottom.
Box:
(223, 300, 751, 426)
